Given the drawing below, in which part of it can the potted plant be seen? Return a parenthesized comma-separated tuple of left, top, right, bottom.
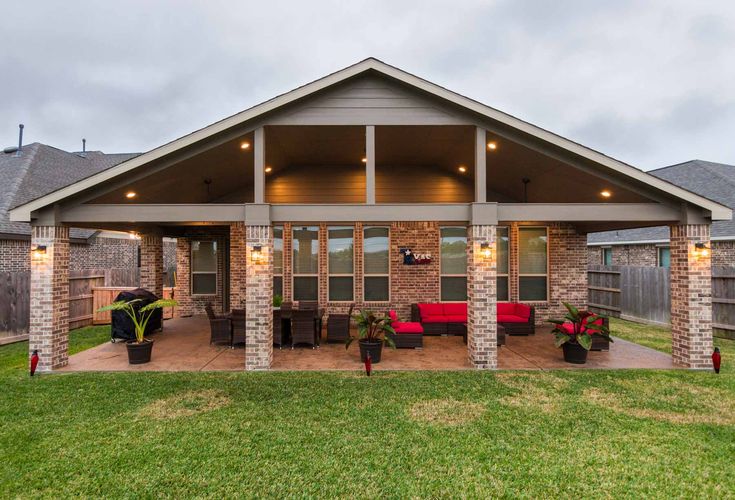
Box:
(548, 302, 612, 364)
(273, 294, 283, 309)
(97, 298, 178, 364)
(346, 309, 396, 363)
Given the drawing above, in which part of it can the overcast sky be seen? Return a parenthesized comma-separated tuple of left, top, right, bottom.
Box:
(2, 0, 733, 170)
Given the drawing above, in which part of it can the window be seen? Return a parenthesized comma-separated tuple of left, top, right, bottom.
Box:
(191, 240, 217, 295)
(519, 227, 548, 301)
(657, 246, 671, 268)
(328, 226, 354, 301)
(601, 247, 613, 266)
(273, 226, 283, 298)
(440, 226, 467, 301)
(292, 226, 319, 301)
(363, 226, 389, 301)
(496, 226, 509, 301)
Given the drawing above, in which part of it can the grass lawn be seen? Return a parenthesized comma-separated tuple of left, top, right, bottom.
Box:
(0, 323, 733, 497)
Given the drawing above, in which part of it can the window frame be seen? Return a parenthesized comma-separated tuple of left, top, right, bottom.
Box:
(439, 225, 468, 302)
(291, 225, 320, 302)
(273, 226, 284, 298)
(327, 225, 355, 302)
(601, 247, 613, 266)
(190, 240, 218, 297)
(363, 225, 390, 302)
(657, 245, 671, 268)
(496, 226, 510, 303)
(518, 226, 549, 303)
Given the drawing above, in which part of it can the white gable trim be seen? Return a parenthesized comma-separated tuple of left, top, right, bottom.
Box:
(9, 58, 732, 222)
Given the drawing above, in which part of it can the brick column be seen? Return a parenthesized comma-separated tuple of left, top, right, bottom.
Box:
(467, 225, 497, 369)
(318, 223, 328, 307)
(174, 238, 193, 317)
(509, 223, 520, 302)
(670, 224, 713, 368)
(230, 223, 247, 309)
(283, 223, 293, 302)
(140, 234, 164, 298)
(245, 225, 273, 370)
(29, 226, 70, 372)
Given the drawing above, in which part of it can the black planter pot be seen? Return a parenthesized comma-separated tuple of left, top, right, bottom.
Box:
(126, 339, 154, 365)
(562, 341, 588, 364)
(358, 340, 383, 363)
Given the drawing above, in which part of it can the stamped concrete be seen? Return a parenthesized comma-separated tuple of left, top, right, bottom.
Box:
(61, 315, 675, 372)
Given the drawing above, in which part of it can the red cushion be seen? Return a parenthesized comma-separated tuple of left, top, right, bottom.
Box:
(418, 303, 443, 319)
(442, 303, 467, 316)
(498, 314, 528, 323)
(497, 303, 514, 315)
(445, 315, 467, 323)
(394, 321, 423, 334)
(423, 315, 449, 323)
(389, 310, 398, 321)
(513, 303, 531, 318)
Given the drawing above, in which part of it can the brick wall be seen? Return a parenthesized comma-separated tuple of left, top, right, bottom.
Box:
(174, 229, 227, 317)
(712, 241, 735, 267)
(229, 223, 247, 309)
(0, 240, 30, 272)
(140, 234, 164, 298)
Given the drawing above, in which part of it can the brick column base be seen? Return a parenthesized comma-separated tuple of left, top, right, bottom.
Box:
(245, 225, 273, 370)
(30, 226, 70, 372)
(140, 234, 164, 298)
(670, 224, 713, 368)
(467, 225, 497, 369)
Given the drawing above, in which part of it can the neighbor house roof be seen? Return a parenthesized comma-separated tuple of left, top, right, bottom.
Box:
(8, 57, 732, 222)
(0, 143, 140, 239)
(588, 160, 735, 245)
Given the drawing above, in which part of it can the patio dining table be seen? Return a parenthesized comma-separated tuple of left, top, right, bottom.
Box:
(277, 306, 325, 346)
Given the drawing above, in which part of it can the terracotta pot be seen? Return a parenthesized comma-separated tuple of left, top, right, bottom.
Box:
(126, 339, 154, 364)
(562, 340, 588, 364)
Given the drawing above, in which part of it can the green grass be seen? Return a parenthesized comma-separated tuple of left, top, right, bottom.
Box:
(0, 323, 733, 498)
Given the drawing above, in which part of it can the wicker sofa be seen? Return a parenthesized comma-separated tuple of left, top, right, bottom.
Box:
(411, 302, 536, 336)
(386, 310, 423, 348)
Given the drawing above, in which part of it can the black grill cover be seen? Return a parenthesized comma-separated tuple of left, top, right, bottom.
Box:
(111, 288, 163, 341)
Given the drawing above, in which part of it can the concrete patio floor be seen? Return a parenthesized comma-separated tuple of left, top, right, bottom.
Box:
(61, 315, 675, 372)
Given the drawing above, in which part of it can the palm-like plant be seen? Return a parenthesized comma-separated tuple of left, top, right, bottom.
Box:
(97, 298, 178, 343)
(548, 302, 612, 351)
(346, 309, 396, 349)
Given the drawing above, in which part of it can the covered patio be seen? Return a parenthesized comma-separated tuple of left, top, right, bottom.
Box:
(60, 315, 675, 372)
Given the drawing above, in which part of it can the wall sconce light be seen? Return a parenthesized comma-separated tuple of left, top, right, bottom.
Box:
(251, 245, 264, 263)
(31, 244, 47, 260)
(480, 242, 492, 259)
(694, 242, 710, 258)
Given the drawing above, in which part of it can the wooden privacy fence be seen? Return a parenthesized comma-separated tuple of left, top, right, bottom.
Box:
(0, 272, 30, 339)
(588, 265, 735, 339)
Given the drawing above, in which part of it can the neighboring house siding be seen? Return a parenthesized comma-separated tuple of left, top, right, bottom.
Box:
(588, 241, 735, 268)
(713, 241, 735, 267)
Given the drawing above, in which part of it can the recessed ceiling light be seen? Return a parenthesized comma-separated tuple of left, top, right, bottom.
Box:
(487, 142, 497, 150)
(458, 165, 467, 173)
(125, 191, 136, 199)
(361, 157, 367, 163)
(240, 141, 250, 150)
(600, 190, 612, 198)
(264, 166, 272, 173)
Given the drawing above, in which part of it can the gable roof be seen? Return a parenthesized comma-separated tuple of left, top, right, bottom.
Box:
(0, 143, 139, 238)
(588, 160, 735, 244)
(8, 58, 732, 222)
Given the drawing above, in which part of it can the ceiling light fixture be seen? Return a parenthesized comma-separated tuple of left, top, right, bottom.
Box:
(125, 191, 137, 199)
(458, 165, 467, 173)
(600, 190, 612, 198)
(240, 141, 250, 150)
(487, 142, 497, 150)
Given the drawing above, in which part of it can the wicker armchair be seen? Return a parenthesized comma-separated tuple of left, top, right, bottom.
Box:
(206, 304, 231, 346)
(327, 304, 354, 343)
(291, 309, 316, 349)
(273, 309, 287, 348)
(231, 309, 246, 347)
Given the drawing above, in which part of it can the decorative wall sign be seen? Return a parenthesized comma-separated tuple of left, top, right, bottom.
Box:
(400, 248, 432, 265)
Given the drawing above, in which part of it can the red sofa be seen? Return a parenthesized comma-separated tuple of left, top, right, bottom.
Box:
(386, 310, 423, 348)
(412, 302, 535, 336)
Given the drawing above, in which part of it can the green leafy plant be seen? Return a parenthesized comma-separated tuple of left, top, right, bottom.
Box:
(97, 298, 178, 343)
(273, 294, 283, 308)
(548, 302, 612, 351)
(346, 309, 396, 349)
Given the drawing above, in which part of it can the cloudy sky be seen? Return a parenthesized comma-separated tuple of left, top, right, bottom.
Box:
(2, 0, 733, 170)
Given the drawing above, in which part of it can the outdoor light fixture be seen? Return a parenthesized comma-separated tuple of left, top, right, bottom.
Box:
(694, 242, 710, 258)
(487, 141, 497, 150)
(31, 244, 47, 260)
(361, 157, 367, 163)
(458, 165, 467, 173)
(265, 166, 273, 173)
(480, 242, 492, 258)
(240, 141, 250, 150)
(125, 191, 137, 199)
(251, 245, 264, 263)
(600, 190, 612, 198)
